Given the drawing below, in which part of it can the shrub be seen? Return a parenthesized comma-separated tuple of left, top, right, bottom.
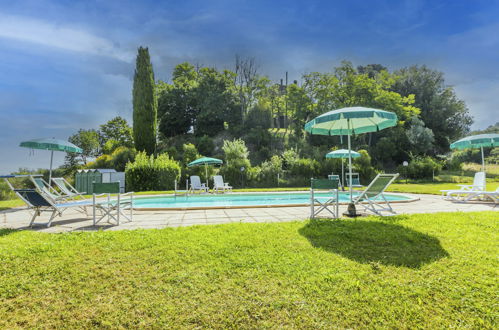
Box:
(353, 150, 378, 183)
(87, 154, 113, 169)
(398, 156, 442, 180)
(111, 147, 137, 172)
(220, 139, 251, 187)
(259, 155, 283, 186)
(125, 152, 181, 191)
(195, 135, 215, 156)
(0, 181, 15, 201)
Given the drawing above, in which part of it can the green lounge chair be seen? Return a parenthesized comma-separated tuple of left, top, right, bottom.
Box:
(51, 177, 85, 199)
(345, 172, 363, 189)
(352, 173, 399, 216)
(310, 177, 340, 219)
(30, 176, 65, 201)
(328, 174, 343, 190)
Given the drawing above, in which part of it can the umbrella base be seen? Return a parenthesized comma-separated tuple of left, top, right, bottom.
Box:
(343, 203, 360, 217)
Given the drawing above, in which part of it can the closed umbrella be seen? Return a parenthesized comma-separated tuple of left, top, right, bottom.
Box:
(305, 107, 398, 203)
(450, 134, 499, 172)
(326, 149, 361, 188)
(20, 138, 83, 184)
(187, 157, 223, 187)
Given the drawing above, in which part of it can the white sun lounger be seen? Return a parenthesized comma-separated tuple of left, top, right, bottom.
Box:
(189, 176, 208, 193)
(441, 172, 486, 201)
(213, 175, 232, 193)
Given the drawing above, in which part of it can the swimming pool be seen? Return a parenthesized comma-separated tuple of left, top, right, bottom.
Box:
(133, 192, 415, 210)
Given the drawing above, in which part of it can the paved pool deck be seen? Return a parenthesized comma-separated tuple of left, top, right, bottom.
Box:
(0, 193, 496, 233)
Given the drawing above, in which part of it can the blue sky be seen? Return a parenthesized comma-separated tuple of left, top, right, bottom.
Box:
(0, 0, 498, 173)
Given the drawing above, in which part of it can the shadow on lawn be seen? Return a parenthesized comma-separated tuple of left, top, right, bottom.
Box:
(299, 219, 449, 268)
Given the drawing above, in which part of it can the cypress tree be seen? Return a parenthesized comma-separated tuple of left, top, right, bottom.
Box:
(132, 46, 157, 154)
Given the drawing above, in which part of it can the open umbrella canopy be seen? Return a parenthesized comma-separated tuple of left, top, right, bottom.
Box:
(450, 133, 499, 172)
(305, 107, 397, 205)
(325, 149, 361, 159)
(450, 134, 499, 150)
(20, 138, 83, 153)
(304, 107, 397, 135)
(20, 138, 83, 184)
(187, 157, 223, 167)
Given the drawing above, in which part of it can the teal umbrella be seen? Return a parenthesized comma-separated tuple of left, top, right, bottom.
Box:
(187, 157, 223, 187)
(306, 107, 397, 202)
(326, 149, 361, 188)
(450, 133, 499, 171)
(20, 138, 83, 184)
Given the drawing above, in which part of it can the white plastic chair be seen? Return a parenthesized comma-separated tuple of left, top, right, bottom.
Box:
(189, 176, 208, 193)
(213, 175, 232, 193)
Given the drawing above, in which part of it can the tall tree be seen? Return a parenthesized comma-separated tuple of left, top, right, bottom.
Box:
(132, 47, 157, 154)
(392, 65, 473, 153)
(157, 63, 199, 137)
(65, 129, 100, 166)
(99, 116, 134, 149)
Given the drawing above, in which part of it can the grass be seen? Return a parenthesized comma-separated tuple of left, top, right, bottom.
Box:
(0, 199, 24, 211)
(463, 163, 499, 176)
(0, 211, 497, 328)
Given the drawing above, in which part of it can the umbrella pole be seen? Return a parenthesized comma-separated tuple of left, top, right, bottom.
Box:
(348, 132, 353, 202)
(341, 159, 345, 191)
(48, 150, 54, 185)
(481, 146, 485, 172)
(205, 163, 209, 190)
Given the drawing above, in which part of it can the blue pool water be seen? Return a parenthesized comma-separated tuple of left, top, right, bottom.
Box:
(133, 192, 412, 209)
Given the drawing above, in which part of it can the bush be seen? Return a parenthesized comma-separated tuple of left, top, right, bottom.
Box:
(0, 181, 15, 201)
(111, 147, 137, 172)
(258, 155, 283, 186)
(87, 154, 113, 169)
(220, 139, 251, 188)
(353, 150, 378, 183)
(398, 156, 442, 180)
(125, 152, 181, 191)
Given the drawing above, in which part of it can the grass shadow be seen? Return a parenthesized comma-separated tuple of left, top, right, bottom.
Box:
(299, 219, 449, 268)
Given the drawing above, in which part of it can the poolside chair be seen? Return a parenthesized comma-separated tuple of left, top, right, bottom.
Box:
(189, 176, 208, 194)
(441, 172, 486, 201)
(310, 177, 340, 219)
(328, 174, 343, 190)
(352, 173, 399, 216)
(449, 186, 499, 204)
(213, 175, 232, 193)
(52, 177, 85, 199)
(345, 172, 363, 189)
(30, 176, 65, 201)
(14, 189, 133, 227)
(14, 189, 93, 227)
(92, 192, 134, 226)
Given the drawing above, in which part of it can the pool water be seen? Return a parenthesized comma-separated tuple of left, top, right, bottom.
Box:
(133, 192, 412, 209)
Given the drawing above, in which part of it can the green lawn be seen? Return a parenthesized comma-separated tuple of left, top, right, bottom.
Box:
(0, 199, 24, 211)
(1, 211, 497, 328)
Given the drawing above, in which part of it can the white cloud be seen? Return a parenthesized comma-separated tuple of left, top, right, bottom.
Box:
(0, 13, 134, 62)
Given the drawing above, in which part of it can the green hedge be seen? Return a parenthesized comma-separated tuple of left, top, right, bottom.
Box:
(125, 152, 181, 191)
(398, 156, 442, 180)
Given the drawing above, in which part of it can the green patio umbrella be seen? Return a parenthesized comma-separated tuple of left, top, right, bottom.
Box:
(305, 107, 397, 202)
(326, 149, 361, 188)
(187, 157, 223, 187)
(20, 138, 83, 184)
(450, 133, 499, 171)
